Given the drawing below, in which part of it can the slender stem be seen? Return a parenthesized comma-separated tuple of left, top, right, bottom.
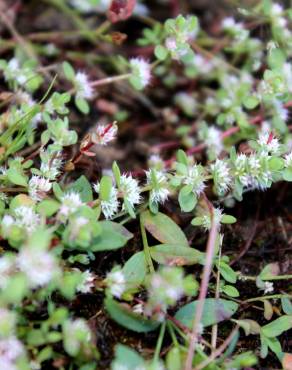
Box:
(153, 322, 166, 362)
(140, 215, 155, 273)
(238, 273, 292, 281)
(167, 321, 179, 347)
(90, 74, 131, 88)
(193, 326, 239, 370)
(184, 204, 218, 370)
(211, 244, 222, 351)
(244, 294, 292, 303)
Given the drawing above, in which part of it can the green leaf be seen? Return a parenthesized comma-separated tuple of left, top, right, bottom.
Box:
(175, 298, 238, 328)
(51, 185, 63, 204)
(154, 45, 168, 60)
(281, 298, 292, 315)
(141, 211, 189, 247)
(243, 96, 259, 110)
(283, 168, 292, 181)
(218, 261, 237, 283)
(150, 244, 204, 266)
(99, 175, 112, 202)
(263, 300, 273, 320)
(223, 285, 240, 297)
(262, 315, 292, 338)
(10, 194, 34, 210)
(176, 149, 189, 166)
(268, 157, 284, 171)
(67, 176, 93, 202)
(122, 252, 147, 286)
(37, 199, 60, 217)
(233, 319, 261, 335)
(166, 347, 183, 370)
(75, 96, 89, 114)
(221, 215, 237, 224)
(105, 297, 159, 332)
(178, 186, 197, 212)
(259, 262, 280, 280)
(91, 221, 133, 251)
(191, 216, 204, 226)
(113, 345, 144, 369)
(62, 61, 75, 80)
(7, 168, 28, 187)
(112, 161, 121, 187)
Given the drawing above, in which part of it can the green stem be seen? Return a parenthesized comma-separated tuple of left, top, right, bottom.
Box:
(239, 273, 292, 281)
(140, 215, 155, 273)
(245, 294, 292, 303)
(153, 321, 166, 362)
(167, 321, 179, 347)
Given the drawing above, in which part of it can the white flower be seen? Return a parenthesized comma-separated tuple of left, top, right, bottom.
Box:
(94, 183, 119, 219)
(182, 165, 206, 196)
(146, 169, 170, 205)
(59, 192, 83, 221)
(271, 4, 283, 15)
(284, 152, 292, 168)
(0, 336, 24, 368)
(148, 154, 165, 170)
(130, 58, 151, 88)
(263, 281, 274, 294)
(92, 123, 118, 146)
(75, 71, 93, 100)
(13, 206, 40, 234)
(273, 100, 289, 122)
(0, 255, 15, 289)
(17, 246, 59, 288)
(222, 17, 236, 29)
(205, 126, 223, 157)
(63, 319, 91, 356)
(210, 159, 232, 195)
(28, 176, 52, 201)
(40, 149, 63, 180)
(233, 153, 249, 186)
(202, 208, 223, 230)
(120, 174, 141, 209)
(106, 270, 126, 298)
(77, 270, 96, 293)
(257, 131, 280, 155)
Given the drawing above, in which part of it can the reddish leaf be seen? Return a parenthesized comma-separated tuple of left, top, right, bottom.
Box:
(107, 0, 136, 23)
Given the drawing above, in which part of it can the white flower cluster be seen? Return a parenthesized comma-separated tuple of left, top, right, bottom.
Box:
(63, 318, 92, 357)
(0, 336, 25, 370)
(39, 149, 63, 180)
(210, 159, 232, 196)
(221, 17, 249, 42)
(94, 174, 141, 219)
(145, 267, 187, 321)
(28, 176, 52, 201)
(106, 269, 126, 298)
(74, 71, 93, 101)
(17, 243, 59, 288)
(58, 192, 84, 222)
(129, 58, 151, 89)
(263, 281, 274, 295)
(257, 131, 280, 155)
(1, 206, 40, 236)
(284, 152, 292, 168)
(200, 125, 223, 160)
(181, 165, 206, 196)
(92, 123, 118, 146)
(146, 169, 170, 206)
(76, 270, 96, 294)
(201, 207, 223, 231)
